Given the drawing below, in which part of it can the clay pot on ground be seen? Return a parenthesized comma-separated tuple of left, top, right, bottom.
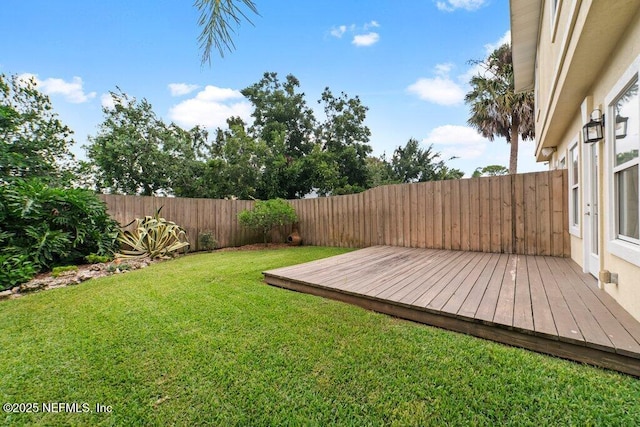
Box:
(287, 230, 302, 246)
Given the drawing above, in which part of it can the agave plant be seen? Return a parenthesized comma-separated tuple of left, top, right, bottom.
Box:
(116, 207, 189, 259)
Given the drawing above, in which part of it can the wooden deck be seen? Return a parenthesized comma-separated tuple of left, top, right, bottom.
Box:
(263, 246, 640, 376)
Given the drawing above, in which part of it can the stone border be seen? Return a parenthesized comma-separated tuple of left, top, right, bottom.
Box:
(0, 258, 156, 300)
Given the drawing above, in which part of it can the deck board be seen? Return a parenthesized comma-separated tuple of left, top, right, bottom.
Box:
(264, 246, 640, 376)
(529, 256, 558, 336)
(513, 256, 534, 331)
(457, 253, 500, 319)
(493, 255, 518, 327)
(475, 254, 509, 323)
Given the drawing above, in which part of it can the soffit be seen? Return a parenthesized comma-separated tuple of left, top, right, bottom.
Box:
(510, 0, 542, 92)
(539, 0, 640, 158)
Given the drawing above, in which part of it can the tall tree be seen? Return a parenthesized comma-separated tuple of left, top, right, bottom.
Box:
(465, 43, 534, 174)
(317, 88, 372, 195)
(0, 74, 75, 184)
(166, 125, 211, 198)
(195, 0, 259, 64)
(205, 116, 264, 199)
(365, 154, 399, 188)
(391, 138, 463, 182)
(241, 72, 317, 199)
(86, 90, 207, 196)
(472, 165, 509, 177)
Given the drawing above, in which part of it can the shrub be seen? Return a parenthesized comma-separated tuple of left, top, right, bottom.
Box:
(51, 265, 78, 278)
(0, 254, 36, 291)
(85, 253, 112, 264)
(0, 179, 120, 287)
(238, 199, 298, 244)
(117, 207, 189, 259)
(106, 262, 132, 273)
(198, 231, 217, 251)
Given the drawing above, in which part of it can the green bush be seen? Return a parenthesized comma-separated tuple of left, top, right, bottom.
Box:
(0, 179, 120, 289)
(0, 254, 36, 290)
(106, 262, 132, 273)
(238, 199, 298, 244)
(117, 207, 189, 259)
(198, 231, 218, 251)
(85, 253, 112, 264)
(51, 265, 78, 278)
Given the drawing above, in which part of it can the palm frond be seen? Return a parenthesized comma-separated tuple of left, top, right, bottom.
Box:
(195, 0, 259, 65)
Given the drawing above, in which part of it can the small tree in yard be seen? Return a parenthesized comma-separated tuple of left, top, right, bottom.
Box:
(238, 199, 298, 244)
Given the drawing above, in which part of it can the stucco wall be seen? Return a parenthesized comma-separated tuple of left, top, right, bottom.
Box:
(536, 3, 640, 321)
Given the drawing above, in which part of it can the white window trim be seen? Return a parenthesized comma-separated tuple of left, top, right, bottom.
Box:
(604, 55, 640, 267)
(550, 0, 562, 43)
(569, 141, 580, 237)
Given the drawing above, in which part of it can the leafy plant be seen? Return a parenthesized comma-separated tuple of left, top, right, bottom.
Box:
(0, 254, 36, 291)
(117, 207, 190, 259)
(198, 231, 218, 251)
(1, 74, 76, 185)
(85, 253, 112, 264)
(238, 198, 298, 244)
(51, 265, 78, 278)
(106, 262, 132, 273)
(0, 179, 120, 278)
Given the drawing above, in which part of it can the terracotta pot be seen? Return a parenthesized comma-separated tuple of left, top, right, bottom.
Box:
(287, 230, 302, 246)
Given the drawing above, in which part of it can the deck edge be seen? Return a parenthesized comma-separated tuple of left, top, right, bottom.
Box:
(264, 273, 640, 377)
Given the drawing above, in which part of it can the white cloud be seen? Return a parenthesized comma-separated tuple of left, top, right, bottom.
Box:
(352, 32, 380, 47)
(484, 30, 511, 53)
(424, 125, 485, 145)
(330, 25, 347, 38)
(436, 0, 487, 12)
(423, 125, 487, 159)
(168, 83, 200, 96)
(168, 85, 252, 129)
(194, 85, 244, 102)
(435, 63, 454, 76)
(460, 31, 513, 82)
(100, 93, 115, 110)
(364, 20, 380, 29)
(18, 73, 96, 103)
(407, 63, 465, 106)
(330, 21, 381, 46)
(460, 62, 485, 84)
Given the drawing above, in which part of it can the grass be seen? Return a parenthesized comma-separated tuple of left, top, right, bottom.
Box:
(1, 247, 639, 426)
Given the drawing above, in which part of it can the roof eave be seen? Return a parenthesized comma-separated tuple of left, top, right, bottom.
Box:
(510, 0, 543, 93)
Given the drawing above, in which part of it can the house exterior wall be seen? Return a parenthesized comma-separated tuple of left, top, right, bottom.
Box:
(517, 0, 640, 321)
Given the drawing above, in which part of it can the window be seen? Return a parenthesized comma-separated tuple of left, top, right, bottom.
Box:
(569, 143, 580, 235)
(613, 80, 639, 243)
(606, 58, 640, 266)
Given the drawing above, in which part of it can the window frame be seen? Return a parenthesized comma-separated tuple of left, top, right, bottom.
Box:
(605, 55, 640, 267)
(568, 142, 580, 237)
(550, 0, 562, 42)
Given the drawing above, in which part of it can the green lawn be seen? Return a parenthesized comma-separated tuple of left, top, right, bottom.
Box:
(1, 247, 639, 426)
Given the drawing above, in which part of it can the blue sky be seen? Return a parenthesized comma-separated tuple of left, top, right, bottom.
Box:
(1, 0, 545, 177)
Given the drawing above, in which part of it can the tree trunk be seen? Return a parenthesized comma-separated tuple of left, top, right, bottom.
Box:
(509, 116, 520, 174)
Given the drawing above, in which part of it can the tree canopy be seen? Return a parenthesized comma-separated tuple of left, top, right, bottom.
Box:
(465, 43, 535, 174)
(83, 73, 464, 199)
(0, 74, 76, 185)
(85, 90, 211, 196)
(472, 165, 509, 177)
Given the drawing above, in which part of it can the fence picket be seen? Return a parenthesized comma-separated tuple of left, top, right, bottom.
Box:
(99, 171, 569, 257)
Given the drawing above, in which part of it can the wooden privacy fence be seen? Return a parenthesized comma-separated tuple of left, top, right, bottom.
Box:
(99, 170, 570, 257)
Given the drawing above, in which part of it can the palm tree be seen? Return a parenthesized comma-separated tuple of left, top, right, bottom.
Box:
(195, 0, 259, 65)
(465, 44, 534, 174)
